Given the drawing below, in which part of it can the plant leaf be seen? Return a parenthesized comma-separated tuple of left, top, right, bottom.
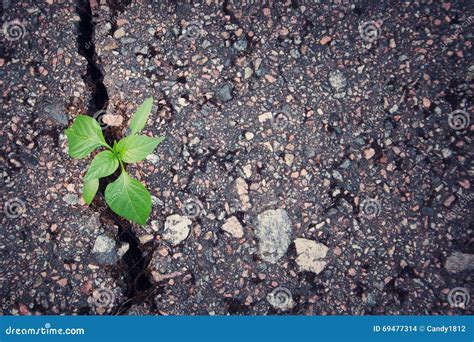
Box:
(104, 172, 151, 224)
(115, 135, 164, 164)
(83, 178, 99, 205)
(84, 150, 119, 181)
(65, 115, 108, 158)
(129, 97, 153, 135)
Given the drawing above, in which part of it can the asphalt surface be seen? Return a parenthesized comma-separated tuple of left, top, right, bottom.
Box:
(1, 0, 473, 315)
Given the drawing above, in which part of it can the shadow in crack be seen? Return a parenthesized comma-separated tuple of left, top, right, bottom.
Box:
(76, 0, 153, 314)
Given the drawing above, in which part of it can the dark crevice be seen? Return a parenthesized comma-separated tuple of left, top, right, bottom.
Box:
(76, 0, 152, 314)
(76, 0, 108, 113)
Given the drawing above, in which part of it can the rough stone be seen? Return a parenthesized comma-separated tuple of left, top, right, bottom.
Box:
(44, 100, 68, 125)
(63, 194, 79, 205)
(113, 27, 125, 39)
(103, 114, 124, 126)
(363, 148, 376, 160)
(92, 235, 118, 265)
(233, 37, 248, 51)
(320, 36, 332, 45)
(162, 214, 192, 246)
(294, 238, 329, 274)
(215, 84, 233, 102)
(445, 252, 474, 273)
(235, 177, 251, 211)
(221, 216, 244, 238)
(328, 70, 347, 91)
(255, 209, 292, 263)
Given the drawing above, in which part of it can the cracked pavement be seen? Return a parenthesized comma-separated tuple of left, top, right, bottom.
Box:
(1, 0, 473, 315)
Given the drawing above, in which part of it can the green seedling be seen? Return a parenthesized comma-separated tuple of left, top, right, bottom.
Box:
(65, 97, 164, 225)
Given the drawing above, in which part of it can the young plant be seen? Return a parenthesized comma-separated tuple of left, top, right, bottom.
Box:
(65, 97, 164, 225)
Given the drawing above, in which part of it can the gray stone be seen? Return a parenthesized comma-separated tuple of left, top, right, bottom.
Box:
(445, 252, 474, 273)
(367, 293, 377, 307)
(255, 209, 292, 263)
(389, 104, 399, 114)
(92, 235, 118, 265)
(328, 70, 347, 91)
(63, 194, 79, 205)
(146, 153, 160, 165)
(44, 101, 68, 125)
(233, 37, 248, 51)
(151, 196, 163, 207)
(340, 159, 351, 169)
(215, 84, 233, 102)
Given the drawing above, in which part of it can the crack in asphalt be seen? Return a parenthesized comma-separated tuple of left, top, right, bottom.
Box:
(76, 0, 152, 314)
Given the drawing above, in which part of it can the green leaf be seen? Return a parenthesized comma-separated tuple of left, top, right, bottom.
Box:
(65, 115, 108, 158)
(83, 178, 99, 205)
(129, 97, 153, 135)
(84, 150, 119, 181)
(104, 172, 151, 225)
(115, 135, 164, 164)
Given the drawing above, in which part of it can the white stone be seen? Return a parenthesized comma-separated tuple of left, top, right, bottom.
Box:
(235, 177, 251, 210)
(244, 67, 253, 79)
(92, 235, 115, 254)
(242, 164, 252, 178)
(258, 112, 272, 123)
(117, 242, 129, 258)
(162, 214, 191, 246)
(113, 27, 125, 39)
(294, 238, 329, 274)
(221, 216, 244, 238)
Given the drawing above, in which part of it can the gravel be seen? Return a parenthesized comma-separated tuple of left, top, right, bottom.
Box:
(2, 0, 473, 316)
